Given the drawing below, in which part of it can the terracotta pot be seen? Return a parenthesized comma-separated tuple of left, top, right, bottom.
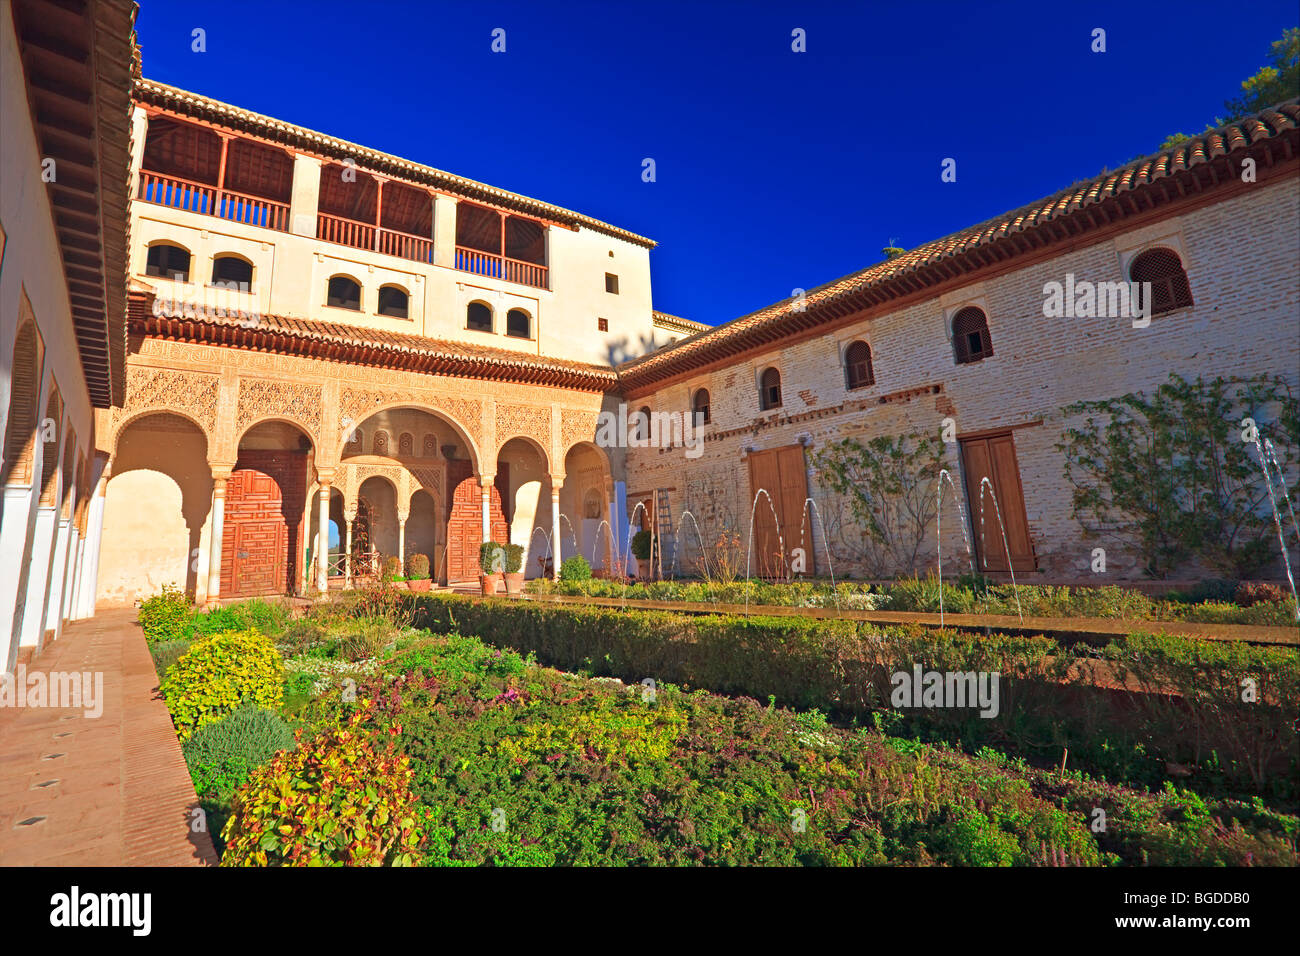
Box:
(503, 572, 525, 595)
(479, 573, 502, 596)
(408, 578, 432, 593)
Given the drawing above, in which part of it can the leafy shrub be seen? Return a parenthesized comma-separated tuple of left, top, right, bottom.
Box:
(630, 530, 652, 560)
(382, 556, 402, 582)
(503, 543, 524, 574)
(220, 709, 423, 866)
(138, 584, 192, 643)
(150, 639, 193, 677)
(560, 555, 592, 581)
(480, 542, 505, 574)
(277, 618, 328, 656)
(1236, 580, 1285, 607)
(182, 703, 297, 800)
(161, 629, 284, 739)
(407, 553, 431, 581)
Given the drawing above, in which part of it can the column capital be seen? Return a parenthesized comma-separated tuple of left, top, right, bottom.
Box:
(549, 474, 565, 493)
(397, 510, 410, 523)
(210, 461, 236, 482)
(316, 467, 336, 486)
(478, 473, 495, 488)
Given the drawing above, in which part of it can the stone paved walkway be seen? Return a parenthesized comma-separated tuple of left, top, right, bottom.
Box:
(0, 609, 217, 866)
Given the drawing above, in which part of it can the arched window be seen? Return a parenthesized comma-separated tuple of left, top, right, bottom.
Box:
(399, 432, 414, 457)
(691, 388, 711, 426)
(952, 307, 993, 365)
(844, 340, 874, 389)
(211, 255, 252, 289)
(759, 368, 782, 410)
(506, 308, 531, 338)
(2, 313, 44, 486)
(327, 275, 361, 310)
(1130, 247, 1193, 316)
(422, 434, 437, 458)
(146, 243, 190, 281)
(467, 301, 493, 332)
(372, 430, 389, 455)
(378, 285, 409, 318)
(635, 406, 652, 441)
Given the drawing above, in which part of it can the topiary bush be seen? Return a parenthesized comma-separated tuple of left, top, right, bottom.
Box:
(407, 553, 431, 581)
(480, 542, 505, 574)
(220, 708, 424, 866)
(182, 703, 297, 801)
(161, 629, 284, 740)
(504, 543, 524, 574)
(137, 584, 193, 643)
(630, 530, 652, 561)
(560, 555, 592, 581)
(382, 555, 402, 582)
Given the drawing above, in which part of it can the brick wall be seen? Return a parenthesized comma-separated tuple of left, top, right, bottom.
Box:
(626, 177, 1300, 582)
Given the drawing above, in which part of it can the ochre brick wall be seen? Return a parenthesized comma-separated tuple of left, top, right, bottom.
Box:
(626, 177, 1300, 581)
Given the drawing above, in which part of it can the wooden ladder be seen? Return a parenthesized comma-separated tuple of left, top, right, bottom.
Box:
(653, 488, 674, 579)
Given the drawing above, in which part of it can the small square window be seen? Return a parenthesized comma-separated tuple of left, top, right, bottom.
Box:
(598, 317, 609, 332)
(605, 273, 619, 294)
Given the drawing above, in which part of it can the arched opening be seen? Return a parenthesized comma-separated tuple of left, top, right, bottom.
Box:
(343, 406, 479, 585)
(356, 476, 399, 570)
(845, 340, 874, 389)
(952, 307, 993, 364)
(759, 368, 782, 410)
(467, 300, 493, 333)
(1130, 247, 1193, 315)
(691, 388, 710, 426)
(327, 275, 362, 311)
(635, 406, 651, 442)
(227, 420, 314, 597)
(497, 436, 548, 577)
(561, 442, 612, 575)
(506, 308, 531, 339)
(211, 254, 253, 290)
(307, 486, 346, 584)
(378, 285, 409, 319)
(99, 412, 211, 605)
(146, 242, 191, 281)
(2, 318, 43, 495)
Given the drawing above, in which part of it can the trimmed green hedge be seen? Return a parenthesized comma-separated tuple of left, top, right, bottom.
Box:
(406, 594, 1300, 803)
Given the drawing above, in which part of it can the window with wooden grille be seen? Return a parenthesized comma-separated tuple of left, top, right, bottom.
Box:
(760, 368, 782, 410)
(1129, 247, 1193, 316)
(952, 307, 993, 364)
(844, 340, 875, 389)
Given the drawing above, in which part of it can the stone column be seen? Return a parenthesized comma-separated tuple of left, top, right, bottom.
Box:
(205, 467, 232, 607)
(479, 474, 494, 543)
(397, 511, 408, 574)
(75, 466, 109, 620)
(343, 505, 355, 588)
(550, 476, 563, 581)
(316, 472, 333, 594)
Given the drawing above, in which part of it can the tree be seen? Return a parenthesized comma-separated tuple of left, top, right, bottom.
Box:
(811, 432, 946, 578)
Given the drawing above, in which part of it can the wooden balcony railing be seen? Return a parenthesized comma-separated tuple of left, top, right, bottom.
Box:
(317, 213, 435, 265)
(138, 170, 289, 232)
(454, 245, 548, 290)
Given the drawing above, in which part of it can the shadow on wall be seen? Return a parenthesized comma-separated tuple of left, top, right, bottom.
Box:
(99, 413, 212, 606)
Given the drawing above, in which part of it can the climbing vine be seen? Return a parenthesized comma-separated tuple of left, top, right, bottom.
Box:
(1057, 374, 1299, 579)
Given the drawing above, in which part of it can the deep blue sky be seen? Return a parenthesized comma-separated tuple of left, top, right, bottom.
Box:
(135, 0, 1297, 326)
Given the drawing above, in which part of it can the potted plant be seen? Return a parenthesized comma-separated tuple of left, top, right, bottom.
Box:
(406, 553, 432, 593)
(502, 543, 526, 595)
(382, 555, 405, 589)
(479, 542, 504, 596)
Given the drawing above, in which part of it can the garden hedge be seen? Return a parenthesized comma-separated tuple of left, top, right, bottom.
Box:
(406, 593, 1300, 801)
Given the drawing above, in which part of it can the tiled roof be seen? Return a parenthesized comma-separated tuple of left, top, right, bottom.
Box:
(129, 289, 620, 392)
(620, 100, 1300, 390)
(133, 78, 656, 250)
(653, 311, 710, 334)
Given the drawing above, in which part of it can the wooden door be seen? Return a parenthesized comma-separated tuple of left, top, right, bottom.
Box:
(959, 432, 1036, 573)
(221, 451, 306, 597)
(746, 444, 810, 578)
(445, 460, 508, 583)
